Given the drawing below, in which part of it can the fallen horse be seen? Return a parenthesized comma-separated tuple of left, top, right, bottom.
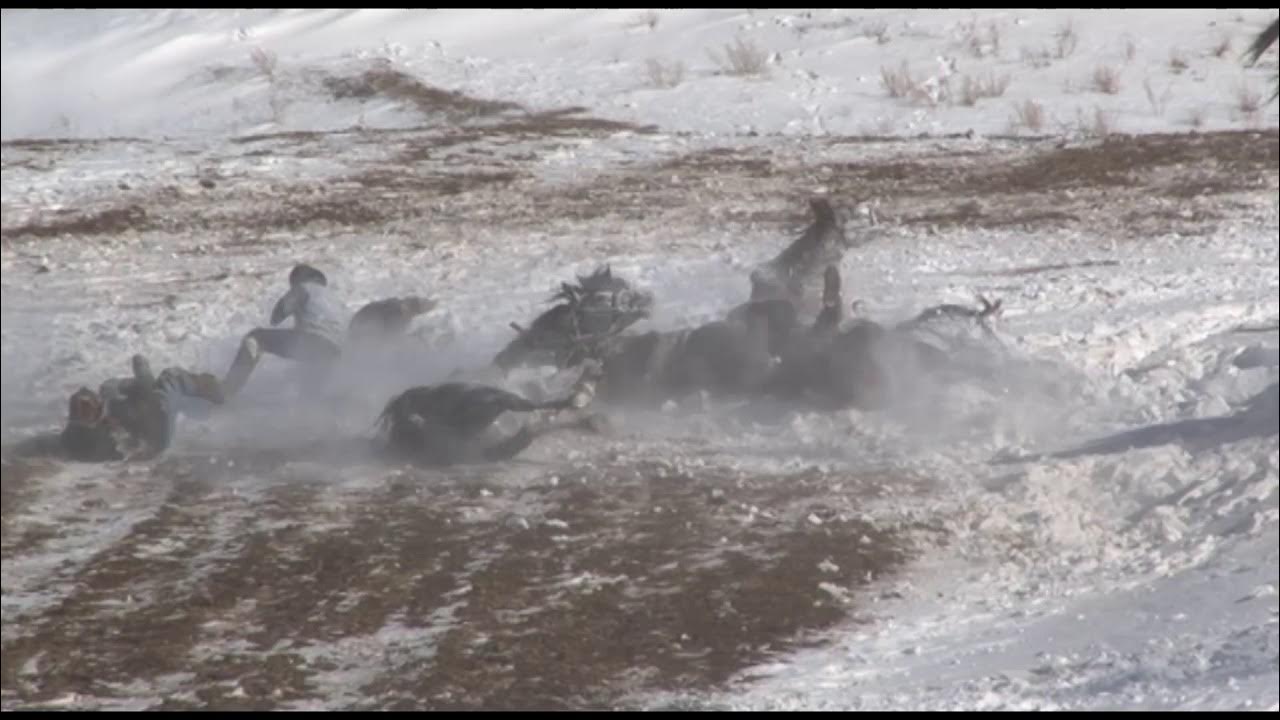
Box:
(493, 265, 655, 373)
(375, 381, 602, 466)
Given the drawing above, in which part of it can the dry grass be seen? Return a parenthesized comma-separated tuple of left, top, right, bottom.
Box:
(1123, 36, 1138, 63)
(1059, 105, 1111, 139)
(1010, 99, 1047, 133)
(1092, 65, 1122, 95)
(956, 72, 1011, 106)
(322, 65, 522, 120)
(249, 46, 278, 81)
(958, 18, 1001, 59)
(249, 46, 285, 122)
(1211, 33, 1233, 59)
(1054, 19, 1079, 59)
(1143, 77, 1173, 117)
(880, 61, 915, 99)
(644, 58, 686, 89)
(1233, 81, 1263, 122)
(709, 36, 770, 77)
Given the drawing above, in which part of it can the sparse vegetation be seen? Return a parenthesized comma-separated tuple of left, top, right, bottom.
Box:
(1185, 106, 1209, 128)
(1211, 33, 1233, 59)
(958, 18, 1001, 59)
(879, 58, 955, 106)
(1011, 99, 1047, 133)
(322, 64, 523, 120)
(1123, 36, 1137, 63)
(1233, 80, 1263, 122)
(644, 58, 686, 89)
(880, 61, 915, 99)
(1054, 19, 1079, 59)
(956, 72, 1011, 106)
(709, 36, 770, 77)
(1168, 48, 1190, 74)
(1092, 65, 1122, 95)
(1143, 77, 1174, 117)
(249, 46, 278, 81)
(250, 46, 285, 122)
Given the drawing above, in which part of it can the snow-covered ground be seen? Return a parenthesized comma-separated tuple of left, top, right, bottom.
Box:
(2, 8, 1277, 711)
(4, 9, 1278, 140)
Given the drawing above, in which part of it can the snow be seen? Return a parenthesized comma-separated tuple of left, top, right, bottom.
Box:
(3, 7, 1278, 712)
(3, 9, 1277, 140)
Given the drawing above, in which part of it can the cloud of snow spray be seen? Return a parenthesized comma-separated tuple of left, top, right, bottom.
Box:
(0, 300, 85, 446)
(3, 239, 1099, 473)
(173, 239, 1108, 470)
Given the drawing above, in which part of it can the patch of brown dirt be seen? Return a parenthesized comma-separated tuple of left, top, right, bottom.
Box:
(968, 130, 1278, 194)
(2, 204, 150, 240)
(323, 66, 523, 120)
(628, 129, 1278, 235)
(659, 147, 777, 178)
(1, 453, 934, 710)
(362, 462, 928, 710)
(5, 128, 1271, 250)
(348, 169, 522, 195)
(0, 137, 148, 150)
(1, 454, 59, 538)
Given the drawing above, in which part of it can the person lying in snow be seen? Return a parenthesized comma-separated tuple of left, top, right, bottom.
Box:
(61, 354, 225, 461)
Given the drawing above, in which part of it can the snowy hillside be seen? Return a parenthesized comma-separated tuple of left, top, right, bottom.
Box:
(3, 9, 1278, 140)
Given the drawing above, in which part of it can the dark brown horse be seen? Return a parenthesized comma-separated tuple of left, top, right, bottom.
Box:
(749, 198, 851, 310)
(760, 267, 990, 411)
(493, 265, 655, 372)
(582, 249, 849, 411)
(375, 382, 598, 466)
(574, 300, 782, 408)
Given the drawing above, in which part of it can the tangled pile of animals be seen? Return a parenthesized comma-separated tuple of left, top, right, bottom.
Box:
(28, 197, 1027, 468)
